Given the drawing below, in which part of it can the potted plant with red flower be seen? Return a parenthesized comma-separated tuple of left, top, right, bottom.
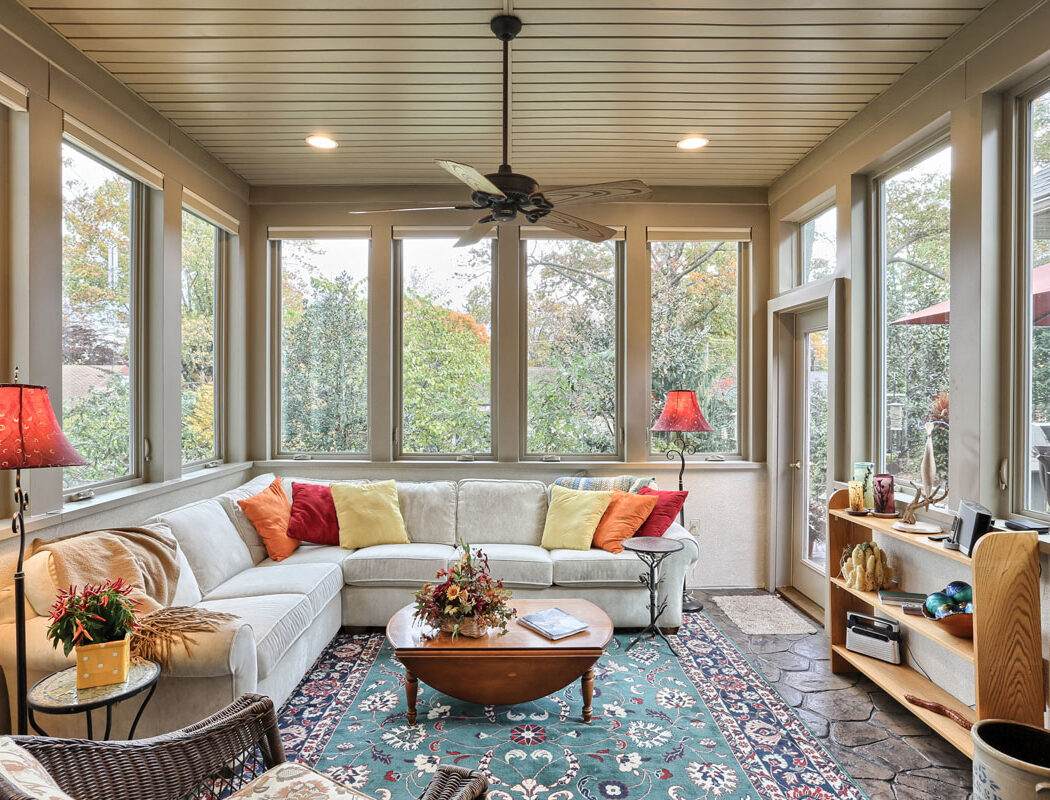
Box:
(46, 578, 138, 688)
(413, 541, 514, 638)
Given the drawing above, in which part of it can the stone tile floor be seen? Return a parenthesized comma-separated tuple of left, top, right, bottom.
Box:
(694, 589, 973, 800)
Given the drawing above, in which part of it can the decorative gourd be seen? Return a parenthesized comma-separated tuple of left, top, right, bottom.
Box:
(840, 541, 894, 591)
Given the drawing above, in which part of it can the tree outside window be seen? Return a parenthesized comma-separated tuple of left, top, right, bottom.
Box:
(61, 143, 136, 488)
(1026, 88, 1050, 511)
(650, 240, 739, 454)
(181, 210, 219, 464)
(801, 206, 836, 282)
(880, 146, 951, 485)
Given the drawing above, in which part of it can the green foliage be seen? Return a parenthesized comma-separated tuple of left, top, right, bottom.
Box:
(181, 211, 218, 463)
(46, 578, 137, 657)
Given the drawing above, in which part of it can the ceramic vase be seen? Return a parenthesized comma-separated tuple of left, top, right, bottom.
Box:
(853, 462, 875, 508)
(75, 633, 131, 689)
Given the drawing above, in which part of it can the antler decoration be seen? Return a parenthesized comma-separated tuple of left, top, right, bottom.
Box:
(901, 480, 948, 524)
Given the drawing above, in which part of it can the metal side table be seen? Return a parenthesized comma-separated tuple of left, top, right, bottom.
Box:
(623, 536, 684, 650)
(28, 658, 161, 740)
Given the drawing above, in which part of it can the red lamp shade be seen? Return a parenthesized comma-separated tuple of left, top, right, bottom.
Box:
(652, 389, 713, 433)
(0, 383, 88, 470)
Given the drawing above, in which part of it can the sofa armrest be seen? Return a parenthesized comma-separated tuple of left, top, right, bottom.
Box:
(662, 523, 700, 564)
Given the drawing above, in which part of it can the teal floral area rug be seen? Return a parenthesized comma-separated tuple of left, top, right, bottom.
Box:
(277, 613, 866, 800)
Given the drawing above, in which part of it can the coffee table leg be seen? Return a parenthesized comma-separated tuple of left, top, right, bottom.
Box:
(405, 670, 418, 726)
(582, 668, 594, 723)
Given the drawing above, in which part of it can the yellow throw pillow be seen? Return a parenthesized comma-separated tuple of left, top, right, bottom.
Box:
(331, 480, 410, 549)
(540, 485, 613, 551)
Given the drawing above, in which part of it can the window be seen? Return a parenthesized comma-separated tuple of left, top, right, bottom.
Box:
(524, 237, 620, 456)
(61, 143, 139, 489)
(800, 206, 837, 282)
(181, 210, 220, 465)
(398, 236, 494, 456)
(878, 145, 951, 485)
(1024, 85, 1050, 512)
(276, 238, 369, 455)
(650, 240, 739, 454)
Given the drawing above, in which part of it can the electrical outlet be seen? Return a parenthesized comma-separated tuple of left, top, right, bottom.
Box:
(688, 519, 701, 538)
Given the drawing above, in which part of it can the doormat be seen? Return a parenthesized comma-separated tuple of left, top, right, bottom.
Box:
(277, 612, 862, 799)
(711, 594, 818, 635)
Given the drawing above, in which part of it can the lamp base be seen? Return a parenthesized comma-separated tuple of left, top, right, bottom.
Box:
(682, 591, 704, 613)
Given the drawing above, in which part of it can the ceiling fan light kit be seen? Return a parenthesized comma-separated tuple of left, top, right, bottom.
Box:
(346, 14, 653, 247)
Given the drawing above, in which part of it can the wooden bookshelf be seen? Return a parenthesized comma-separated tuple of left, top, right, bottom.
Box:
(827, 488, 1043, 759)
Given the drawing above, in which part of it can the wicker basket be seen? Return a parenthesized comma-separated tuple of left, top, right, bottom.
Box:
(440, 616, 488, 638)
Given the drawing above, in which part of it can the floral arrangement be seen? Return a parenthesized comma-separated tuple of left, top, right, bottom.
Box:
(413, 541, 514, 638)
(46, 578, 138, 656)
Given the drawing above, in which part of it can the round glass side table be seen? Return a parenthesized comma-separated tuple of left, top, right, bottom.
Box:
(622, 536, 685, 651)
(27, 658, 161, 740)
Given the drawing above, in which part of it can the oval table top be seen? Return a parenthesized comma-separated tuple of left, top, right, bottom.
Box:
(386, 598, 613, 652)
(28, 658, 161, 713)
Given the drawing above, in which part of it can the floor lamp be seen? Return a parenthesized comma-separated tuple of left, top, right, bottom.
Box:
(0, 371, 88, 735)
(652, 389, 712, 613)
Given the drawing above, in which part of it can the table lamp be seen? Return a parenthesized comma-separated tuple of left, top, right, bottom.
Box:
(652, 389, 712, 613)
(0, 370, 88, 734)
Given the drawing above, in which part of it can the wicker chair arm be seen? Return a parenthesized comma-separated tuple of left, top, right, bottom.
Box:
(5, 693, 284, 800)
(419, 764, 488, 800)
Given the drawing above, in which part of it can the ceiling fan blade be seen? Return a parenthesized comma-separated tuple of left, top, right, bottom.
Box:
(540, 210, 616, 243)
(435, 159, 505, 197)
(347, 205, 475, 215)
(455, 219, 498, 248)
(542, 179, 653, 207)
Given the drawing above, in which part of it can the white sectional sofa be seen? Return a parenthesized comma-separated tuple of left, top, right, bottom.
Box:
(0, 474, 698, 738)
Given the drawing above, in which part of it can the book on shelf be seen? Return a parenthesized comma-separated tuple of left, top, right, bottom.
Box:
(877, 590, 927, 606)
(517, 607, 589, 640)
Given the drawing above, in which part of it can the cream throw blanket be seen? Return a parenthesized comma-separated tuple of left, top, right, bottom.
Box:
(31, 527, 235, 669)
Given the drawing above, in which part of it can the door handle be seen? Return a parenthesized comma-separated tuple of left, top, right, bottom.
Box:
(789, 460, 801, 470)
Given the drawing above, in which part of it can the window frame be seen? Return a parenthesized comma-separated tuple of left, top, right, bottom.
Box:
(180, 207, 225, 470)
(1013, 74, 1050, 519)
(60, 140, 146, 496)
(647, 237, 746, 459)
(797, 204, 837, 285)
(270, 236, 372, 460)
(871, 133, 952, 480)
(519, 235, 626, 462)
(393, 234, 498, 461)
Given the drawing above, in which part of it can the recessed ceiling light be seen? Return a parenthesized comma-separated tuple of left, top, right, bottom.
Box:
(306, 134, 338, 150)
(677, 136, 709, 150)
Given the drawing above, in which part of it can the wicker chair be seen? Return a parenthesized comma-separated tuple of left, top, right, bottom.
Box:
(0, 693, 487, 800)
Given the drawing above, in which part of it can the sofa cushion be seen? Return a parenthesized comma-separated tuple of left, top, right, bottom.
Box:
(593, 491, 659, 554)
(343, 543, 456, 587)
(396, 481, 457, 546)
(227, 763, 366, 800)
(470, 544, 552, 588)
(636, 487, 687, 537)
(196, 594, 312, 680)
(287, 482, 340, 546)
(333, 481, 410, 549)
(238, 478, 298, 562)
(552, 475, 655, 494)
(204, 563, 342, 617)
(457, 479, 547, 546)
(551, 548, 646, 587)
(260, 544, 356, 568)
(540, 485, 612, 551)
(147, 498, 253, 595)
(216, 473, 280, 563)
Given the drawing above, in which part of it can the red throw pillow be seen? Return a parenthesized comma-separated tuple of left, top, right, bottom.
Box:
(287, 482, 340, 546)
(635, 486, 688, 537)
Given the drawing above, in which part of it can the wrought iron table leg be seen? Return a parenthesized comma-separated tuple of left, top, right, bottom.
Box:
(85, 709, 93, 740)
(103, 704, 113, 741)
(128, 681, 157, 739)
(627, 552, 675, 650)
(27, 708, 47, 737)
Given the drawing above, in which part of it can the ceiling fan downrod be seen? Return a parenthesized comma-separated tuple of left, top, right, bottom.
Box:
(490, 14, 521, 171)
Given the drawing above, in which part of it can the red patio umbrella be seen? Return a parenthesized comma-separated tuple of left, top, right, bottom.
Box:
(892, 262, 1050, 325)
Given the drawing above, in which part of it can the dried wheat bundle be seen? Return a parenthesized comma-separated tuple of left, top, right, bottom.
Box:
(130, 606, 237, 670)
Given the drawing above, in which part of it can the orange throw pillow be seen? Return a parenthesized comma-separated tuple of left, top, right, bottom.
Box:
(592, 490, 659, 554)
(237, 478, 298, 562)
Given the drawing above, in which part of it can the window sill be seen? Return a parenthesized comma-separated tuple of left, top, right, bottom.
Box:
(16, 461, 253, 537)
(254, 458, 764, 471)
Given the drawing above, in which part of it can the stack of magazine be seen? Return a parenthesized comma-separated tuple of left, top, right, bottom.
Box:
(518, 607, 589, 640)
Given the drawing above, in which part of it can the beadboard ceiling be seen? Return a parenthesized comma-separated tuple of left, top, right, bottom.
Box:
(18, 0, 992, 187)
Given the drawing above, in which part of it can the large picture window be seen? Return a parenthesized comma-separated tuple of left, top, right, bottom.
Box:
(181, 210, 220, 465)
(524, 237, 620, 457)
(398, 236, 494, 456)
(878, 145, 951, 485)
(800, 206, 836, 282)
(650, 239, 739, 454)
(61, 143, 138, 489)
(277, 237, 369, 455)
(1024, 85, 1050, 512)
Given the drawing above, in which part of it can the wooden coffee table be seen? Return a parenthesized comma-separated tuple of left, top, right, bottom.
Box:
(386, 598, 613, 725)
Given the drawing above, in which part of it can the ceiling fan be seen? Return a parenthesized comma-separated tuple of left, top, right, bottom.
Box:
(347, 13, 653, 247)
